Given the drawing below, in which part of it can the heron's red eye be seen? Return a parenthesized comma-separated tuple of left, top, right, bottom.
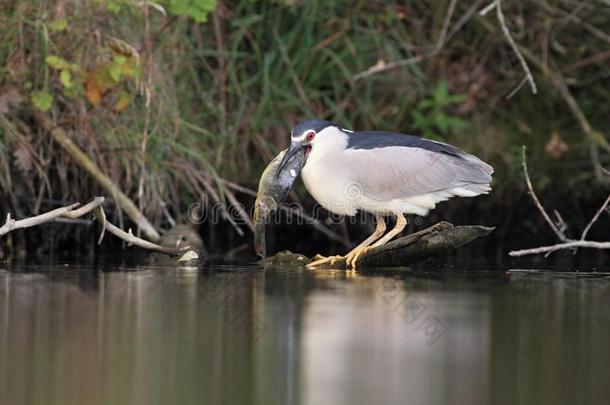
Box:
(306, 131, 315, 141)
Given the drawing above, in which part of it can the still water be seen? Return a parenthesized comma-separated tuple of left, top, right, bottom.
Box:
(1, 264, 609, 405)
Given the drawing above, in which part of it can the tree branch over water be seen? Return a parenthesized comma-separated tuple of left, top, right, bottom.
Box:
(509, 147, 610, 257)
(0, 196, 186, 256)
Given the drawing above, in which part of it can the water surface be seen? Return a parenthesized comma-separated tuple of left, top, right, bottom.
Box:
(1, 264, 609, 405)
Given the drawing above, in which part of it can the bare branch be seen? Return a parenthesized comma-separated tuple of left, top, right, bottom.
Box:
(95, 205, 107, 244)
(521, 146, 568, 242)
(481, 0, 537, 95)
(510, 148, 610, 257)
(502, 36, 610, 160)
(63, 197, 106, 218)
(581, 194, 610, 241)
(94, 213, 185, 255)
(479, 1, 497, 16)
(553, 209, 568, 235)
(435, 0, 459, 51)
(0, 200, 101, 236)
(510, 240, 610, 257)
(0, 196, 185, 256)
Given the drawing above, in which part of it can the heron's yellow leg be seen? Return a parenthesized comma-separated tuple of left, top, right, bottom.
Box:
(308, 214, 386, 269)
(345, 214, 386, 268)
(348, 214, 407, 268)
(369, 213, 407, 248)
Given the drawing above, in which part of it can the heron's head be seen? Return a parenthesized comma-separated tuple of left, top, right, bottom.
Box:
(277, 119, 336, 173)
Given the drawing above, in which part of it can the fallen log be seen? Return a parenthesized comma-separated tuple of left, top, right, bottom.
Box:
(349, 222, 493, 269)
(260, 222, 494, 269)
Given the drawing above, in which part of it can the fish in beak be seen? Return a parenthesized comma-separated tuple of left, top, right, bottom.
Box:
(253, 147, 306, 258)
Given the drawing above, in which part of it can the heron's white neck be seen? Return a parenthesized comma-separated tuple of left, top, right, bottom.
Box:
(305, 126, 349, 166)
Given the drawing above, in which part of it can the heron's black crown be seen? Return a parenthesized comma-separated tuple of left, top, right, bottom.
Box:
(291, 119, 335, 137)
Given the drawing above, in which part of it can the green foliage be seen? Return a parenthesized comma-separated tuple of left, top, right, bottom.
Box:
(1, 0, 609, 236)
(165, 0, 217, 22)
(411, 80, 468, 140)
(47, 17, 68, 32)
(59, 70, 72, 88)
(45, 55, 79, 72)
(31, 91, 53, 111)
(94, 0, 217, 22)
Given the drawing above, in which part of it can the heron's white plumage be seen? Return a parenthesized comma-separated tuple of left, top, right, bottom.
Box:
(301, 126, 492, 216)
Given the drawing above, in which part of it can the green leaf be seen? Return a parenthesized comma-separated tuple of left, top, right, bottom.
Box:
(434, 80, 448, 102)
(411, 110, 427, 130)
(417, 99, 435, 109)
(446, 94, 467, 104)
(445, 116, 469, 129)
(109, 63, 122, 82)
(46, 55, 70, 70)
(48, 17, 68, 32)
(106, 0, 124, 13)
(60, 69, 72, 88)
(434, 112, 449, 133)
(114, 55, 127, 65)
(32, 91, 53, 112)
(167, 0, 218, 22)
(120, 58, 141, 78)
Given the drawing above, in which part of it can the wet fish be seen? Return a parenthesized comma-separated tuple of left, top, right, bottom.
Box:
(253, 148, 306, 258)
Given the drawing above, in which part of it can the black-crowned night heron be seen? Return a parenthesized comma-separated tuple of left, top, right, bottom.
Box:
(277, 119, 493, 269)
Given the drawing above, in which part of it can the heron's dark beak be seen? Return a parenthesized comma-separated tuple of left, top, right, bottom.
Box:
(275, 142, 303, 180)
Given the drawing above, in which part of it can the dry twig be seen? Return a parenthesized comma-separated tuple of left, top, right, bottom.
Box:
(519, 146, 568, 242)
(509, 147, 610, 257)
(480, 0, 537, 95)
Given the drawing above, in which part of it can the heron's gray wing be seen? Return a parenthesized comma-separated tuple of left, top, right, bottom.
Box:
(343, 145, 492, 200)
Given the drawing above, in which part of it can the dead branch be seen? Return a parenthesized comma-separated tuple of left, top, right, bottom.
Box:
(520, 146, 568, 242)
(510, 240, 610, 257)
(580, 194, 610, 241)
(35, 113, 161, 241)
(261, 222, 494, 269)
(478, 15, 610, 156)
(509, 148, 610, 257)
(480, 0, 537, 95)
(478, 13, 610, 182)
(1, 202, 82, 236)
(93, 207, 185, 255)
(0, 196, 185, 256)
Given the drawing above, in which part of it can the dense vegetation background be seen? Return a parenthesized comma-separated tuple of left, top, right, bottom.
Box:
(1, 0, 609, 256)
